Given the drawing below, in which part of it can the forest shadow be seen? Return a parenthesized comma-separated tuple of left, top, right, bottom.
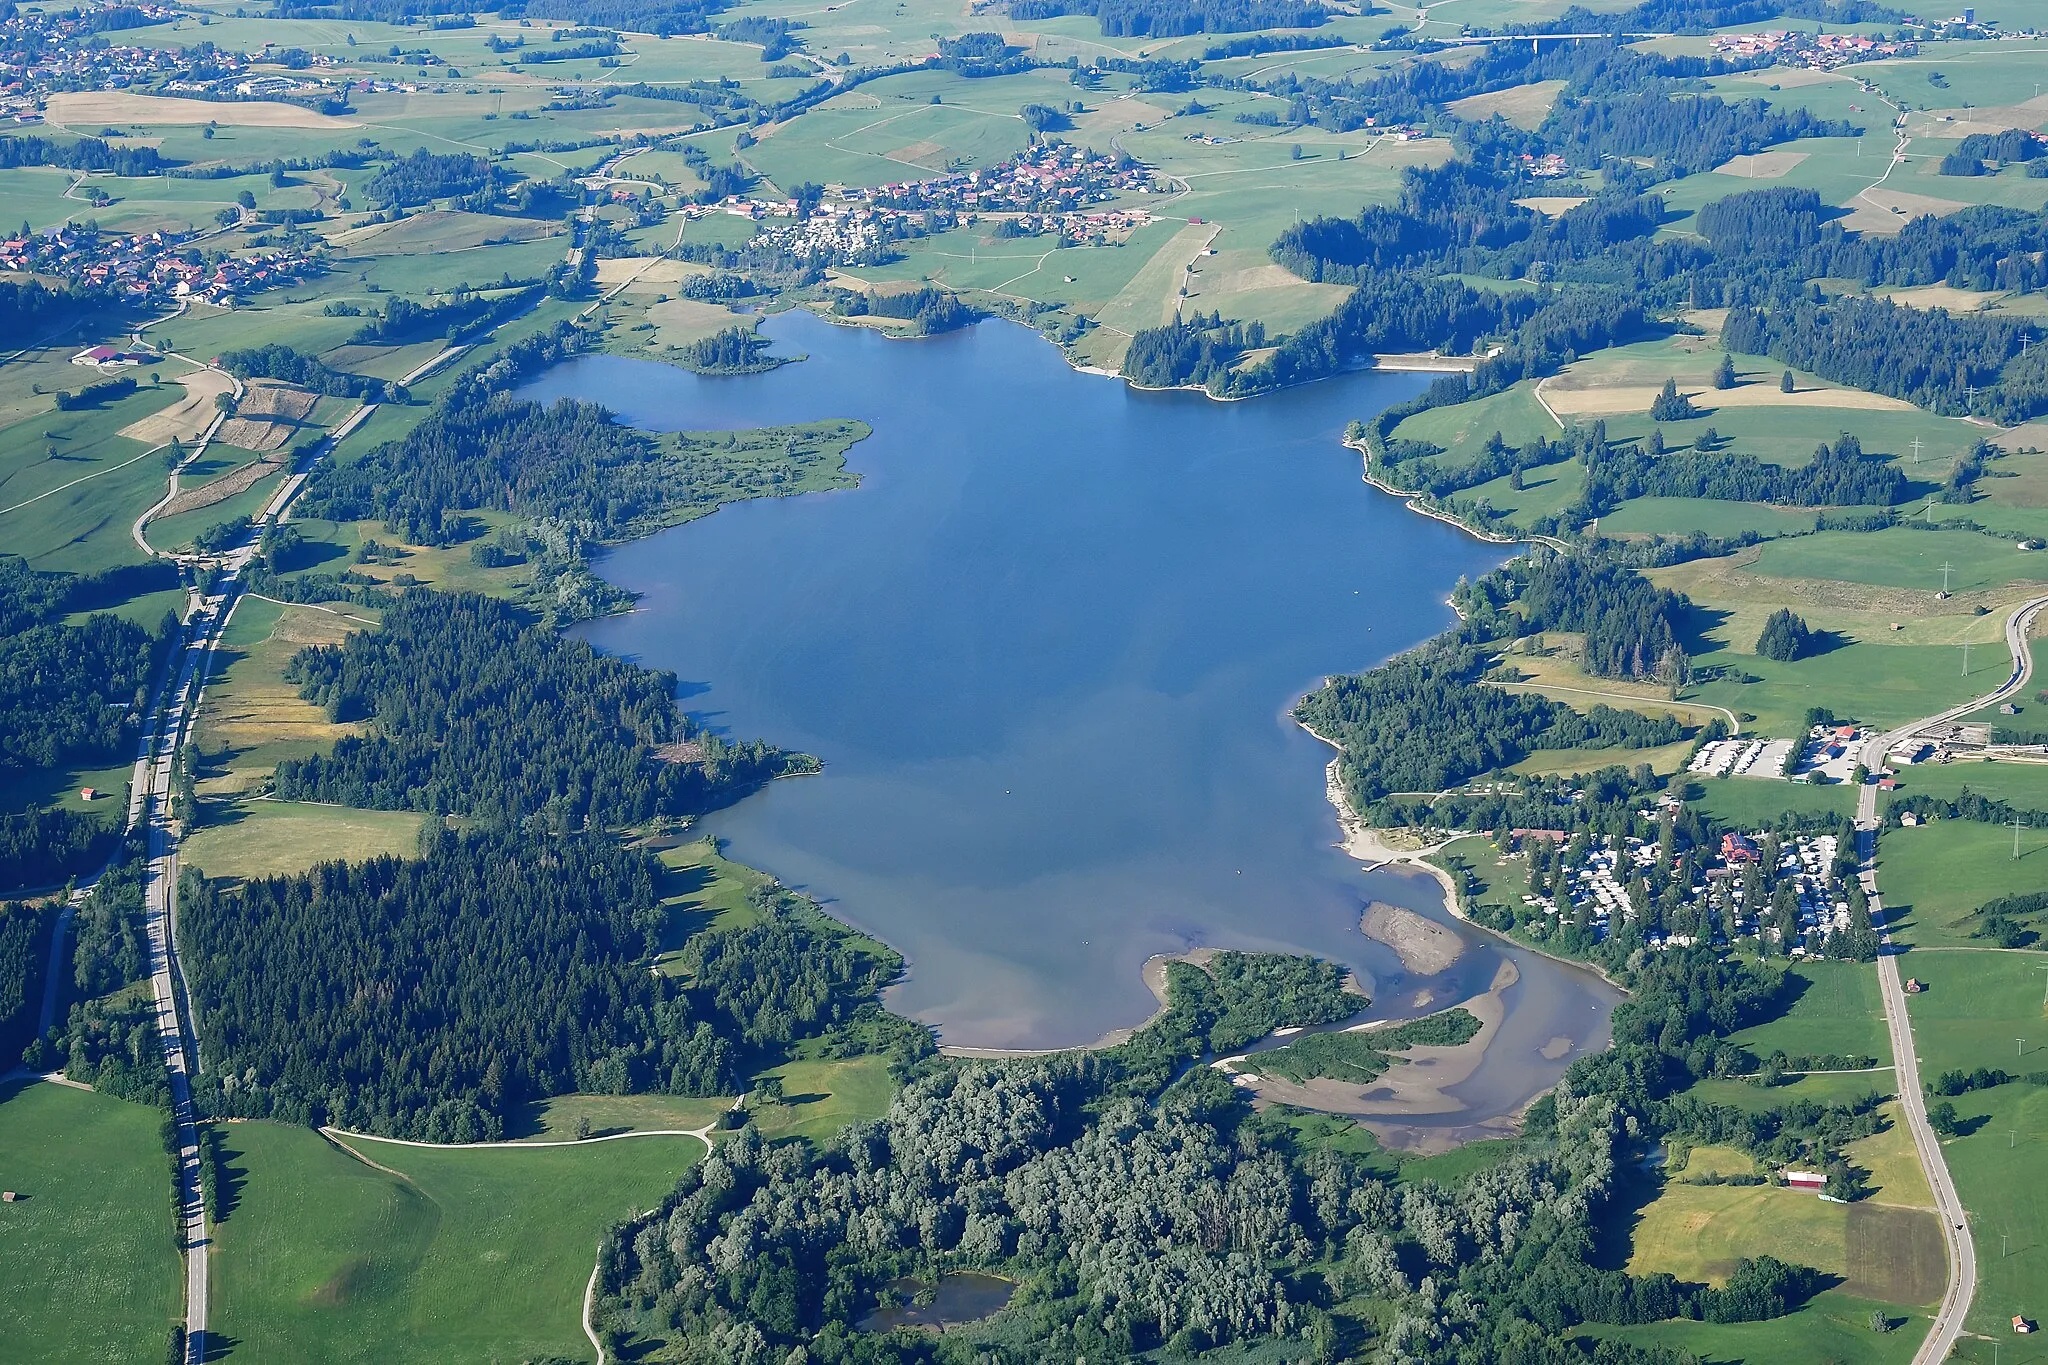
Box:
(1675, 603, 1734, 659)
(276, 537, 346, 574)
(1588, 1152, 1664, 1271)
(214, 1130, 249, 1222)
(1801, 628, 1850, 658)
(1769, 968, 1813, 1019)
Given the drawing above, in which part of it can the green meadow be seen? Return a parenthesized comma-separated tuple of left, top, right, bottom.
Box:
(1899, 950, 2048, 1351)
(0, 1080, 183, 1365)
(211, 1119, 705, 1365)
(1879, 821, 2048, 950)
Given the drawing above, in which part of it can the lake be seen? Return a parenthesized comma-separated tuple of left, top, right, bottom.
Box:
(525, 309, 1618, 1140)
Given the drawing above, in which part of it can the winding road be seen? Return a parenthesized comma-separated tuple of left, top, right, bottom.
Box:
(1854, 592, 2048, 1365)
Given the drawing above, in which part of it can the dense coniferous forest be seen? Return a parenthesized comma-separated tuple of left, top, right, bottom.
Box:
(361, 147, 497, 207)
(305, 394, 760, 542)
(1582, 431, 1908, 509)
(182, 825, 914, 1137)
(0, 133, 168, 176)
(1723, 295, 2042, 420)
(1007, 0, 1325, 36)
(1697, 191, 2048, 294)
(1298, 636, 1682, 803)
(273, 591, 795, 826)
(676, 324, 781, 373)
(1123, 313, 1265, 389)
(0, 558, 172, 775)
(1517, 557, 1686, 681)
(0, 897, 56, 1069)
(1543, 92, 1854, 177)
(302, 322, 859, 545)
(0, 276, 108, 337)
(183, 828, 735, 1137)
(830, 285, 977, 334)
(0, 806, 112, 893)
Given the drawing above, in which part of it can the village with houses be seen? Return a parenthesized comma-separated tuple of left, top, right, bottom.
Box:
(1708, 27, 1920, 68)
(711, 139, 1165, 265)
(2, 223, 321, 308)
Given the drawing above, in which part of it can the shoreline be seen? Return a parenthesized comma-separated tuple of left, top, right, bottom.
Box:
(1345, 437, 1570, 553)
(938, 949, 1205, 1059)
(1300, 711, 1628, 995)
(806, 303, 1475, 405)
(939, 945, 1372, 1061)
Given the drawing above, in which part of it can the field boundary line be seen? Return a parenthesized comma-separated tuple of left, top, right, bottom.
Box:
(321, 1123, 718, 1152)
(0, 440, 171, 517)
(1489, 679, 1742, 734)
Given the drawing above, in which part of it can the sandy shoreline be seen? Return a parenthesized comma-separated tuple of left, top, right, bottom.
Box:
(1361, 901, 1466, 976)
(1216, 958, 1522, 1152)
(939, 944, 1371, 1061)
(938, 948, 1212, 1059)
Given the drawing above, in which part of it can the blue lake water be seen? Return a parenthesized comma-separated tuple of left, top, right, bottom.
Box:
(525, 310, 1617, 1135)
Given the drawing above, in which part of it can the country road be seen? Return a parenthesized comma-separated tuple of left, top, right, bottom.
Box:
(1853, 591, 2048, 1365)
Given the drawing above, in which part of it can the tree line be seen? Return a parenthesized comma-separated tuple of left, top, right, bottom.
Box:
(0, 133, 167, 177)
(1723, 293, 2043, 421)
(1008, 0, 1326, 37)
(344, 284, 542, 346)
(217, 342, 401, 401)
(1581, 431, 1908, 511)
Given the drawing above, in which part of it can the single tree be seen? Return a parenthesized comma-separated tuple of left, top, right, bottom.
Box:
(1713, 352, 1737, 389)
(1756, 608, 1813, 662)
(1650, 377, 1696, 421)
(1780, 369, 1796, 393)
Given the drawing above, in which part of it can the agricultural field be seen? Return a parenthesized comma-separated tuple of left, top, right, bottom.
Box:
(0, 377, 188, 575)
(1881, 759, 2048, 814)
(0, 1080, 183, 1365)
(210, 1120, 706, 1365)
(191, 594, 378, 796)
(656, 834, 774, 961)
(180, 801, 429, 882)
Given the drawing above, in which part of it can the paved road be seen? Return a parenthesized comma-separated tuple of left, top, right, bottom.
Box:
(122, 390, 410, 1363)
(139, 589, 215, 1364)
(1853, 592, 2048, 1365)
